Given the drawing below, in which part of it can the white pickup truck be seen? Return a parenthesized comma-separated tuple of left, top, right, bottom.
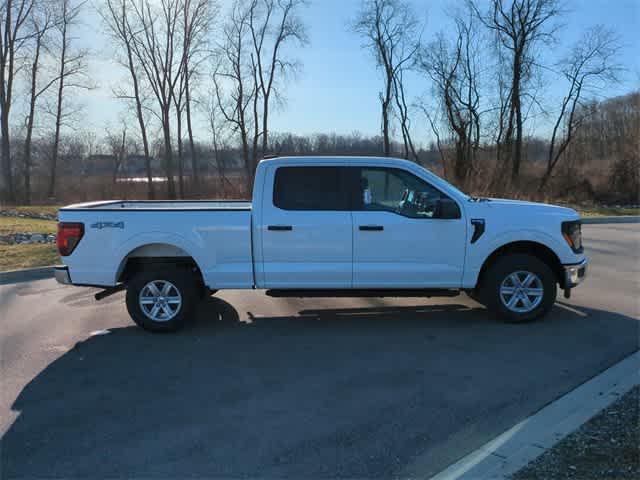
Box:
(55, 156, 587, 331)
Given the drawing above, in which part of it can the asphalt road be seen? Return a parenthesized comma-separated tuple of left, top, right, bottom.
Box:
(1, 224, 638, 479)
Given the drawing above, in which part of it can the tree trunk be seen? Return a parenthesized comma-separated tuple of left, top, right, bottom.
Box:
(511, 55, 522, 182)
(23, 35, 43, 205)
(176, 108, 184, 198)
(262, 98, 269, 157)
(381, 73, 392, 156)
(0, 108, 13, 201)
(49, 17, 68, 199)
(240, 128, 251, 193)
(185, 75, 198, 192)
(125, 40, 154, 199)
(162, 109, 176, 199)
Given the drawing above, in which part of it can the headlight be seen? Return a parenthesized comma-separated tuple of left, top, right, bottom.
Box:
(562, 220, 583, 253)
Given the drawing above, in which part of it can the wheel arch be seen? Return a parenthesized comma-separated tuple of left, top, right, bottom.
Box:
(116, 242, 205, 286)
(477, 241, 565, 289)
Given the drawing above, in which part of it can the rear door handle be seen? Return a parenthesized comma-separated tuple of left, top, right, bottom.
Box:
(268, 225, 293, 231)
(359, 225, 384, 231)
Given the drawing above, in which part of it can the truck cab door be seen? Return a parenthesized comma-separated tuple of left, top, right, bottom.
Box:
(259, 165, 353, 288)
(351, 167, 466, 288)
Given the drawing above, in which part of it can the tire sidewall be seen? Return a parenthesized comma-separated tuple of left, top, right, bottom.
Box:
(484, 254, 557, 323)
(126, 268, 199, 332)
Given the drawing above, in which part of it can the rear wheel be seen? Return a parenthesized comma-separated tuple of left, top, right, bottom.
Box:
(126, 268, 200, 332)
(483, 254, 557, 323)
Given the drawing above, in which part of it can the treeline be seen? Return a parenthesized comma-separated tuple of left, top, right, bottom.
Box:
(7, 89, 636, 205)
(1, 0, 638, 206)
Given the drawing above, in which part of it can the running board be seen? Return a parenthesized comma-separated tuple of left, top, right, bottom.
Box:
(265, 289, 460, 298)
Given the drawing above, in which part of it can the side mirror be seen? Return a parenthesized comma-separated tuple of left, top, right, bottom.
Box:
(435, 198, 461, 219)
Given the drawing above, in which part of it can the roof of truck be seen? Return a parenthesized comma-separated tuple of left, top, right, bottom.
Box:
(259, 155, 419, 169)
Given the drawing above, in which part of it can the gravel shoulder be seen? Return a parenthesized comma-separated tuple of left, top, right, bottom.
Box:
(511, 385, 639, 480)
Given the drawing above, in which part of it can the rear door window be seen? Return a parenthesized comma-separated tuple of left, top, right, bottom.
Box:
(273, 166, 350, 211)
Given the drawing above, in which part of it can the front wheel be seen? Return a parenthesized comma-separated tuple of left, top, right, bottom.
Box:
(483, 254, 557, 323)
(126, 268, 200, 332)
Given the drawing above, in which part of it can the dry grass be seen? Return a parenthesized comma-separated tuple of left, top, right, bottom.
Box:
(12, 205, 60, 217)
(576, 206, 640, 217)
(0, 216, 57, 235)
(0, 243, 59, 271)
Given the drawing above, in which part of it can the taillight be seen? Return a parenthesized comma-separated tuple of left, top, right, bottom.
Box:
(562, 220, 583, 253)
(57, 222, 84, 256)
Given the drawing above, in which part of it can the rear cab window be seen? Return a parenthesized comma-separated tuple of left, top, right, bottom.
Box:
(273, 166, 351, 211)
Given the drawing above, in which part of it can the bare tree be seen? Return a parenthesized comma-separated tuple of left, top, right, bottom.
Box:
(47, 0, 89, 198)
(248, 0, 307, 158)
(103, 0, 155, 199)
(540, 26, 621, 190)
(213, 0, 256, 187)
(1, 0, 35, 201)
(418, 102, 448, 178)
(471, 0, 560, 181)
(392, 66, 417, 161)
(207, 97, 231, 193)
(179, 0, 212, 193)
(419, 13, 481, 186)
(105, 124, 127, 185)
(173, 62, 187, 197)
(126, 0, 187, 199)
(23, 4, 56, 204)
(353, 0, 420, 156)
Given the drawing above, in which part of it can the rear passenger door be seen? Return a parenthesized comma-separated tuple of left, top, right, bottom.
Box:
(260, 166, 353, 288)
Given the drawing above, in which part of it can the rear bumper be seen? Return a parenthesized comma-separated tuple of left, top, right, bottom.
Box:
(563, 258, 588, 288)
(54, 266, 72, 285)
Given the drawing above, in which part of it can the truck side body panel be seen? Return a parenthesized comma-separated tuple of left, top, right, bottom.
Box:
(59, 208, 253, 289)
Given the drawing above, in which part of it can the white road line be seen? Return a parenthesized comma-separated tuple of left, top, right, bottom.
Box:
(423, 350, 639, 480)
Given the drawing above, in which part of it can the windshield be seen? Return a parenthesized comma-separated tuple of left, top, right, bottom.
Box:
(416, 164, 471, 201)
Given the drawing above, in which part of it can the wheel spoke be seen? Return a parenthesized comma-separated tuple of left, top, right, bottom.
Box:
(150, 303, 161, 318)
(500, 286, 516, 294)
(507, 293, 520, 309)
(166, 296, 181, 304)
(147, 282, 161, 297)
(526, 288, 544, 297)
(522, 273, 535, 287)
(161, 282, 172, 296)
(509, 273, 522, 287)
(140, 297, 156, 305)
(521, 294, 533, 310)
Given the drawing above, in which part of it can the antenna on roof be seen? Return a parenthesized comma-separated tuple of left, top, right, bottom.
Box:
(262, 154, 279, 160)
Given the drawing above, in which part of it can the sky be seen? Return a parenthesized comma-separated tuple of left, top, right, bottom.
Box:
(70, 0, 640, 146)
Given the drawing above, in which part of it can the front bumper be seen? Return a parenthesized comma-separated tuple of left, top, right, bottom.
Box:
(563, 258, 588, 288)
(54, 266, 72, 285)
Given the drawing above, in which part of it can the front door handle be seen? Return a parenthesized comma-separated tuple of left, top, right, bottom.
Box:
(268, 225, 293, 231)
(359, 225, 384, 231)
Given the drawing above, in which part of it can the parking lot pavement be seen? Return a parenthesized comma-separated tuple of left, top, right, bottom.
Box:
(1, 225, 638, 478)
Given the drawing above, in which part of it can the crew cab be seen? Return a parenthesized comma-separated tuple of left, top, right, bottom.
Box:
(55, 156, 587, 331)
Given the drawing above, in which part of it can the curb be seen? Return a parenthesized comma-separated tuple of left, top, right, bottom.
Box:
(425, 350, 640, 480)
(581, 216, 640, 224)
(0, 266, 55, 285)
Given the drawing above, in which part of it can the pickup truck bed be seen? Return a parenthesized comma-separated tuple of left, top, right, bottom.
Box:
(58, 200, 254, 289)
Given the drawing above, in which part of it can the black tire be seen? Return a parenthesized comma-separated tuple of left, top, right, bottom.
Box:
(125, 268, 200, 332)
(482, 254, 557, 323)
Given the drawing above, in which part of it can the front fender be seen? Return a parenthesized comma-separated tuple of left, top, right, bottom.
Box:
(462, 228, 578, 288)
